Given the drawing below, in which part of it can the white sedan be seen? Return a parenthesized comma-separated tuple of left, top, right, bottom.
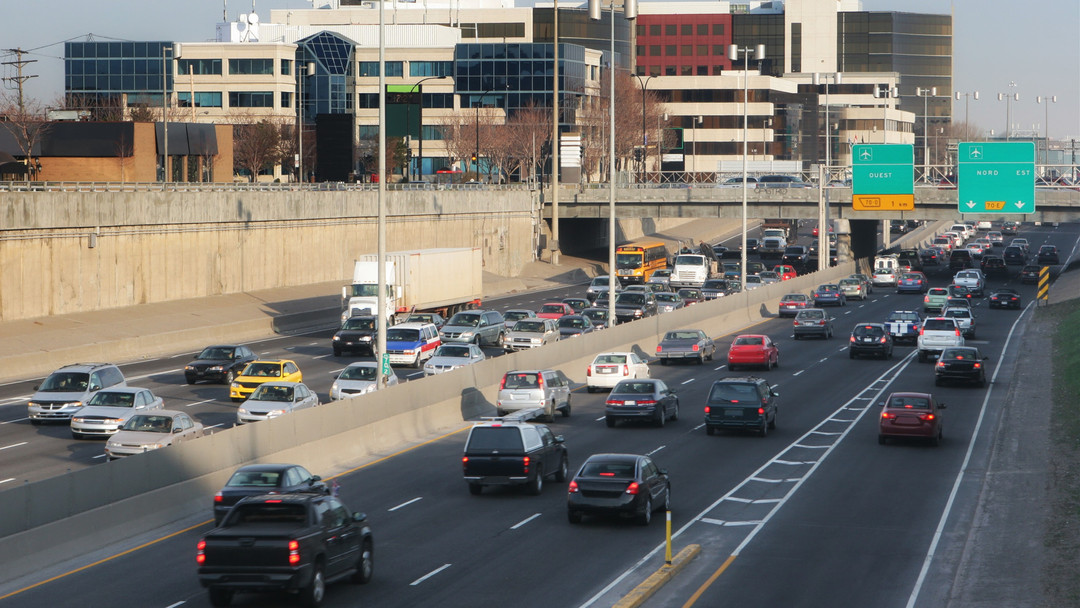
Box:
(236, 381, 320, 424)
(70, 387, 164, 439)
(330, 362, 400, 400)
(586, 352, 650, 392)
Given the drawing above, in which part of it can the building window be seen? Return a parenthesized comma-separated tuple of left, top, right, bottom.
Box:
(228, 58, 274, 75)
(476, 22, 526, 38)
(650, 24, 661, 36)
(281, 59, 292, 75)
(358, 61, 404, 77)
(665, 45, 677, 56)
(681, 45, 693, 56)
(665, 25, 677, 36)
(680, 65, 693, 75)
(636, 25, 645, 36)
(665, 65, 677, 76)
(681, 25, 692, 35)
(650, 45, 661, 56)
(636, 45, 645, 57)
(410, 61, 453, 77)
(649, 65, 661, 76)
(177, 91, 223, 107)
(177, 59, 221, 76)
(281, 91, 292, 108)
(697, 45, 709, 56)
(697, 24, 709, 35)
(228, 91, 274, 107)
(697, 65, 709, 75)
(713, 24, 725, 35)
(713, 45, 726, 56)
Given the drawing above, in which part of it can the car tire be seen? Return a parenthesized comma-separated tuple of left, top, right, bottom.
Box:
(671, 402, 679, 421)
(932, 430, 942, 447)
(918, 350, 927, 363)
(333, 347, 342, 357)
(561, 400, 571, 418)
(759, 419, 768, 438)
(656, 408, 665, 428)
(793, 334, 801, 341)
(185, 375, 197, 385)
(638, 497, 653, 526)
(223, 370, 236, 384)
(697, 355, 704, 365)
(660, 359, 669, 366)
(706, 425, 716, 436)
(568, 510, 583, 524)
(527, 467, 544, 495)
(978, 375, 987, 388)
(351, 538, 374, 584)
(728, 363, 737, 372)
(208, 586, 234, 607)
(606, 416, 616, 428)
(555, 455, 569, 482)
(411, 353, 421, 369)
(768, 409, 777, 430)
(71, 431, 83, 440)
(587, 386, 596, 393)
(468, 483, 483, 495)
(299, 563, 326, 608)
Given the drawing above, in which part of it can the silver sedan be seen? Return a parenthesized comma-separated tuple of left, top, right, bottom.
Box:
(236, 382, 320, 424)
(424, 343, 486, 376)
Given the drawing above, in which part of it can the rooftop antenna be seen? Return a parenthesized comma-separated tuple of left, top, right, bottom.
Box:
(223, 0, 227, 22)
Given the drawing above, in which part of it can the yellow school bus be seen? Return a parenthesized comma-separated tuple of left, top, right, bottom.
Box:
(615, 241, 669, 284)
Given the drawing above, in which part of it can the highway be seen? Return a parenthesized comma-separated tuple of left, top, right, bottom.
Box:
(0, 223, 1074, 608)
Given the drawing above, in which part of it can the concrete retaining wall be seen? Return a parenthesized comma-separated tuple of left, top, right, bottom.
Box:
(0, 260, 855, 585)
(0, 190, 537, 322)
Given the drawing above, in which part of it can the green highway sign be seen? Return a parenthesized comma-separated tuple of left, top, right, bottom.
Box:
(381, 353, 392, 378)
(851, 144, 914, 210)
(958, 142, 1035, 214)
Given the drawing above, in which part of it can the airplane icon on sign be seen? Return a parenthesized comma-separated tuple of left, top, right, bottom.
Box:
(859, 149, 873, 161)
(969, 146, 983, 159)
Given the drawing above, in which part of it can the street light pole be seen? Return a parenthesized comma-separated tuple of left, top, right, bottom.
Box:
(954, 89, 979, 128)
(1036, 94, 1057, 167)
(916, 86, 938, 182)
(551, 0, 560, 265)
(161, 43, 181, 183)
(814, 71, 840, 272)
(632, 74, 653, 183)
(998, 82, 1019, 141)
(591, 0, 637, 327)
(405, 75, 447, 181)
(874, 84, 898, 143)
(728, 43, 765, 292)
(297, 60, 314, 183)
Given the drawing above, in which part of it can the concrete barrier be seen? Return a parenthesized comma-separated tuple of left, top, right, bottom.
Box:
(0, 261, 856, 586)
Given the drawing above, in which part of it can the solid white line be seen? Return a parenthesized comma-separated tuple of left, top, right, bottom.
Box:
(510, 513, 541, 530)
(0, 478, 15, 484)
(388, 497, 423, 512)
(1, 417, 29, 425)
(692, 423, 705, 430)
(206, 423, 225, 429)
(410, 564, 451, 586)
(681, 379, 694, 385)
(645, 445, 666, 457)
(595, 416, 606, 422)
(0, 442, 28, 451)
(407, 372, 424, 378)
(92, 454, 107, 459)
(905, 300, 1034, 607)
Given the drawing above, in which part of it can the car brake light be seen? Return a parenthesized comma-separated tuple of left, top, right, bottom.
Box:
(880, 336, 887, 343)
(849, 336, 856, 343)
(522, 455, 530, 474)
(881, 412, 896, 420)
(704, 406, 711, 414)
(924, 295, 929, 303)
(196, 539, 206, 565)
(623, 364, 629, 375)
(288, 539, 301, 565)
(656, 345, 663, 353)
(537, 375, 544, 388)
(461, 456, 469, 470)
(265, 499, 282, 503)
(973, 362, 981, 369)
(638, 399, 657, 406)
(918, 413, 936, 421)
(586, 367, 592, 377)
(757, 407, 765, 415)
(625, 482, 641, 495)
(214, 492, 223, 503)
(607, 399, 623, 406)
(500, 376, 506, 389)
(568, 480, 579, 493)
(935, 361, 945, 368)
(955, 328, 961, 336)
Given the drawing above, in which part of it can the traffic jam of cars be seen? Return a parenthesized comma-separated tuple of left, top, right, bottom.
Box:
(15, 218, 1061, 607)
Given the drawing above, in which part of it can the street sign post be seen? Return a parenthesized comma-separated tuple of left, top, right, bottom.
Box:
(851, 144, 914, 210)
(958, 142, 1035, 214)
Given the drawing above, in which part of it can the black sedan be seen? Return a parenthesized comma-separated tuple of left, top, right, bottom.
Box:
(701, 279, 733, 300)
(557, 314, 595, 339)
(613, 293, 657, 323)
(988, 288, 1022, 309)
(184, 344, 257, 385)
(604, 379, 679, 427)
(567, 453, 670, 525)
(676, 288, 704, 305)
(582, 307, 615, 329)
(1019, 265, 1041, 284)
(935, 346, 989, 387)
(212, 463, 329, 525)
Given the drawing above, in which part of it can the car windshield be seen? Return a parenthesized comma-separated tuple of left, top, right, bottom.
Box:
(87, 391, 136, 407)
(655, 293, 679, 303)
(615, 253, 643, 269)
(121, 415, 173, 433)
(760, 272, 779, 279)
(226, 470, 284, 487)
(888, 312, 920, 322)
(341, 317, 375, 331)
(39, 372, 90, 392)
(798, 310, 824, 320)
(703, 280, 726, 289)
(942, 348, 978, 360)
(678, 290, 701, 299)
(558, 317, 588, 329)
(405, 314, 436, 324)
(467, 427, 524, 451)
(591, 277, 614, 286)
(945, 309, 971, 318)
(250, 385, 294, 402)
(504, 311, 531, 323)
(593, 355, 630, 368)
(665, 331, 702, 340)
(583, 310, 608, 321)
(434, 345, 472, 358)
(901, 274, 922, 281)
(580, 460, 636, 479)
(854, 326, 884, 336)
(386, 328, 420, 342)
(839, 279, 858, 286)
(708, 383, 760, 403)
(196, 347, 234, 360)
(817, 285, 838, 292)
(242, 363, 282, 377)
(928, 288, 948, 296)
(652, 270, 671, 278)
(746, 276, 762, 284)
(782, 295, 807, 302)
(339, 365, 377, 381)
(734, 336, 764, 346)
(448, 313, 481, 327)
(513, 320, 546, 333)
(888, 396, 930, 410)
(674, 255, 704, 266)
(540, 304, 565, 314)
(616, 294, 646, 306)
(924, 319, 955, 330)
(613, 381, 656, 394)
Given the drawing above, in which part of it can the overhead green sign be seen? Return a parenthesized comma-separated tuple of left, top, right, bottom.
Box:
(958, 142, 1035, 214)
(851, 144, 914, 210)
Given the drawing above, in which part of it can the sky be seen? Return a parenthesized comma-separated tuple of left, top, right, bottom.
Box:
(2, 0, 1078, 139)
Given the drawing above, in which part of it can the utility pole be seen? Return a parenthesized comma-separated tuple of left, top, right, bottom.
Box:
(2, 48, 38, 114)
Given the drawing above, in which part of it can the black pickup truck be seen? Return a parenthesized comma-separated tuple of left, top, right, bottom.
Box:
(462, 420, 569, 495)
(197, 493, 373, 607)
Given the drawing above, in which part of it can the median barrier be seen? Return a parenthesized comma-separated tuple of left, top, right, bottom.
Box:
(0, 261, 856, 588)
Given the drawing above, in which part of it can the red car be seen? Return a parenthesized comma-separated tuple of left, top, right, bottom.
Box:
(772, 265, 798, 281)
(727, 334, 779, 372)
(778, 293, 812, 317)
(878, 391, 946, 446)
(536, 302, 574, 319)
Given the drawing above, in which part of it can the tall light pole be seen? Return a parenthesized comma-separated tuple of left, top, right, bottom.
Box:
(1036, 94, 1057, 167)
(551, 0, 560, 265)
(296, 60, 314, 183)
(728, 43, 765, 291)
(814, 71, 840, 272)
(376, 0, 387, 388)
(161, 43, 181, 183)
(632, 74, 654, 183)
(916, 86, 939, 182)
(954, 89, 979, 128)
(874, 84, 898, 143)
(591, 0, 637, 326)
(998, 82, 1019, 141)
(405, 75, 448, 181)
(813, 72, 841, 179)
(690, 115, 703, 180)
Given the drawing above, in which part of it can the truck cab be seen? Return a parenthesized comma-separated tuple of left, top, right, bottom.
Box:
(670, 254, 711, 289)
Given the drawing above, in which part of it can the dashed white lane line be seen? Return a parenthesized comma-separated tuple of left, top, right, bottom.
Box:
(714, 366, 726, 371)
(844, 310, 853, 314)
(411, 564, 452, 586)
(681, 379, 694, 385)
(646, 445, 666, 457)
(185, 398, 217, 408)
(792, 370, 805, 376)
(510, 513, 541, 530)
(165, 602, 185, 608)
(0, 442, 28, 451)
(0, 478, 15, 485)
(595, 415, 606, 422)
(389, 497, 423, 512)
(93, 454, 107, 459)
(407, 372, 425, 378)
(818, 358, 829, 363)
(1, 417, 29, 425)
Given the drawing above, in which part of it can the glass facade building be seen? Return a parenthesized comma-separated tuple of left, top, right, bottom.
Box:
(65, 41, 175, 106)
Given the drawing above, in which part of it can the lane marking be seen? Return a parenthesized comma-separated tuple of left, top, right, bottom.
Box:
(818, 358, 829, 363)
(410, 564, 451, 586)
(510, 513, 541, 530)
(792, 370, 805, 376)
(681, 379, 694, 385)
(165, 602, 185, 608)
(0, 478, 14, 485)
(713, 366, 726, 371)
(388, 497, 423, 512)
(184, 398, 217, 408)
(645, 446, 666, 457)
(92, 454, 107, 459)
(1, 417, 29, 425)
(0, 442, 28, 451)
(595, 416, 606, 422)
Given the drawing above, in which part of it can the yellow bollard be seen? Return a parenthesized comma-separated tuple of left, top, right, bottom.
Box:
(665, 510, 672, 565)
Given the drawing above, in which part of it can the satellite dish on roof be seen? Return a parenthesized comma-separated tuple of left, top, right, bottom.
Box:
(248, 12, 259, 24)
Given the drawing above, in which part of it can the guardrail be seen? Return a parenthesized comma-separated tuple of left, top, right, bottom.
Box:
(0, 181, 537, 193)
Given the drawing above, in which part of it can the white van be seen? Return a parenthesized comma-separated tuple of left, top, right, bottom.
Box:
(872, 255, 900, 287)
(949, 224, 972, 241)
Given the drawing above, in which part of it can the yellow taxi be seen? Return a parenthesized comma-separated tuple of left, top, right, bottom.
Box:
(229, 360, 303, 402)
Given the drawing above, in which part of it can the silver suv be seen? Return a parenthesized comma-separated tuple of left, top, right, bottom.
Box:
(28, 363, 127, 424)
(505, 318, 559, 351)
(917, 317, 965, 362)
(496, 370, 572, 420)
(439, 310, 506, 347)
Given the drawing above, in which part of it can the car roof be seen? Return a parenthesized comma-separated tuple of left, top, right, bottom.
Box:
(886, 391, 932, 400)
(581, 453, 644, 464)
(93, 386, 148, 394)
(252, 381, 305, 388)
(390, 322, 435, 329)
(54, 362, 116, 372)
(344, 361, 378, 368)
(233, 463, 306, 473)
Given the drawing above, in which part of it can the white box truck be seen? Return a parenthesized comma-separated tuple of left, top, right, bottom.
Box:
(342, 248, 484, 323)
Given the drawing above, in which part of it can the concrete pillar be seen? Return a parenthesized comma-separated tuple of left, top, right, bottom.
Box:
(848, 219, 882, 264)
(883, 219, 891, 249)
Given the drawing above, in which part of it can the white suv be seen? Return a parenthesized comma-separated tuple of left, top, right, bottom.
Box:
(28, 363, 127, 424)
(917, 317, 965, 362)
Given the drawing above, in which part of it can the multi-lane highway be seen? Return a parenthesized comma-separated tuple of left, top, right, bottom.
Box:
(0, 222, 1075, 608)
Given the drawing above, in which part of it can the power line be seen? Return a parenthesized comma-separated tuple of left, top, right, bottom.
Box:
(2, 48, 38, 113)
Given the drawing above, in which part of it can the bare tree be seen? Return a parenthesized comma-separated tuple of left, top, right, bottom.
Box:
(233, 119, 282, 182)
(436, 116, 474, 175)
(0, 93, 50, 179)
(503, 102, 552, 183)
